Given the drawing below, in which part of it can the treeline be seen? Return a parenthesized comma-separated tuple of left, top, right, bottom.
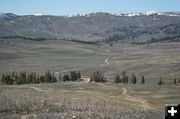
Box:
(114, 71, 180, 86)
(0, 36, 99, 45)
(150, 35, 180, 43)
(69, 39, 97, 45)
(105, 34, 125, 43)
(1, 36, 47, 41)
(62, 71, 81, 81)
(0, 70, 107, 85)
(1, 71, 81, 85)
(158, 77, 180, 86)
(1, 70, 179, 85)
(114, 71, 145, 84)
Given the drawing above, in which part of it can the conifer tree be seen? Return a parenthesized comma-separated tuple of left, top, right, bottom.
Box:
(70, 71, 78, 81)
(77, 71, 81, 79)
(131, 73, 137, 84)
(45, 71, 52, 83)
(174, 79, 177, 85)
(125, 75, 129, 84)
(122, 71, 127, 83)
(134, 76, 137, 84)
(115, 74, 120, 84)
(141, 76, 145, 84)
(63, 74, 70, 81)
(158, 78, 163, 85)
(40, 75, 45, 83)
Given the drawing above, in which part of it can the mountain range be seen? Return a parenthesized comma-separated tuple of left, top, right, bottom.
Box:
(0, 12, 180, 43)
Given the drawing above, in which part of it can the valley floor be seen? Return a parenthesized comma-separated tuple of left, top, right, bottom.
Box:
(0, 39, 180, 118)
(1, 39, 180, 81)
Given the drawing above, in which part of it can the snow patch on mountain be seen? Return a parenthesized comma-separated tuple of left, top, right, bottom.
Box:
(33, 13, 42, 16)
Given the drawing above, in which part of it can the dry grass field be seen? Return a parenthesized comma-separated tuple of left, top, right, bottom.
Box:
(0, 81, 179, 119)
(0, 39, 180, 119)
(1, 39, 180, 79)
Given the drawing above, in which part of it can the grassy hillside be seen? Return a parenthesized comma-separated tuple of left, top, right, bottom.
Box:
(1, 12, 180, 42)
(1, 39, 180, 81)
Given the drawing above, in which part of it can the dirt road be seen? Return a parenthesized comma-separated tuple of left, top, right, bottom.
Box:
(122, 88, 154, 110)
(30, 85, 156, 110)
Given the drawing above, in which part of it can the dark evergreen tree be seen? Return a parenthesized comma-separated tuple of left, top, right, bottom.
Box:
(19, 72, 27, 84)
(45, 71, 52, 83)
(122, 71, 127, 83)
(158, 77, 163, 85)
(40, 75, 45, 83)
(125, 75, 129, 84)
(115, 74, 120, 84)
(63, 74, 70, 81)
(77, 71, 81, 80)
(134, 76, 137, 84)
(141, 76, 145, 84)
(174, 79, 177, 85)
(131, 73, 137, 84)
(131, 74, 135, 84)
(70, 71, 78, 81)
(27, 73, 33, 84)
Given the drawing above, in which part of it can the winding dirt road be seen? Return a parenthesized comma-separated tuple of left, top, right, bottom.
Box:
(30, 85, 156, 110)
(122, 88, 154, 110)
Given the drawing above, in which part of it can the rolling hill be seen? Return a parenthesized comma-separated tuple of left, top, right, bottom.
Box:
(0, 12, 180, 43)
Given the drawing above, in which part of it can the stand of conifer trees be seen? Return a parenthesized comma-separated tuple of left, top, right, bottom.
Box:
(63, 71, 81, 81)
(1, 71, 81, 85)
(90, 71, 107, 82)
(114, 71, 145, 85)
